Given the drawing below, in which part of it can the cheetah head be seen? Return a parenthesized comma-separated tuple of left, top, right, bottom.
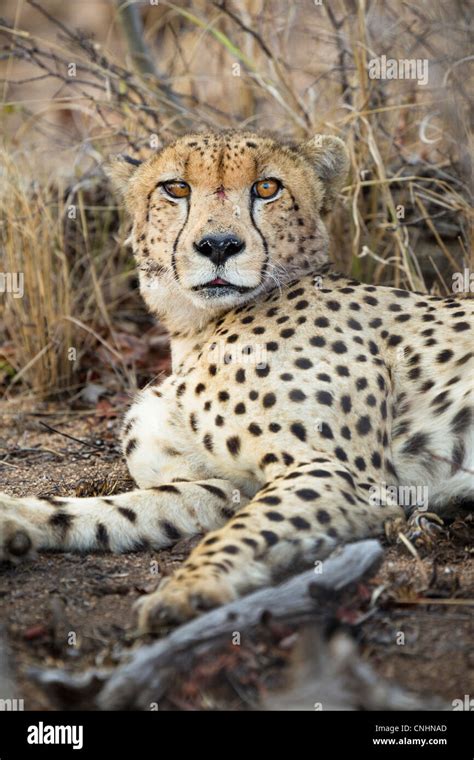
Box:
(110, 131, 348, 329)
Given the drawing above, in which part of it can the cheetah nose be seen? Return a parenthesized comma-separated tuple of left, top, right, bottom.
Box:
(194, 234, 245, 266)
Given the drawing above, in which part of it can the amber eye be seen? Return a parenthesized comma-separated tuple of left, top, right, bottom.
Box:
(162, 180, 191, 198)
(252, 178, 281, 199)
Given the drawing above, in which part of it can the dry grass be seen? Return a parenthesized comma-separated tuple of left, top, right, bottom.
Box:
(0, 148, 134, 398)
(0, 151, 73, 395)
(0, 0, 472, 397)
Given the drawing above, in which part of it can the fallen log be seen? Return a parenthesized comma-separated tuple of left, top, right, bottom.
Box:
(30, 539, 386, 710)
(99, 539, 383, 709)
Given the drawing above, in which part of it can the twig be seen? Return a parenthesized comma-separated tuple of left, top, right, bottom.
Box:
(1, 447, 64, 460)
(211, 0, 273, 58)
(0, 459, 21, 470)
(39, 421, 103, 450)
(325, 3, 352, 106)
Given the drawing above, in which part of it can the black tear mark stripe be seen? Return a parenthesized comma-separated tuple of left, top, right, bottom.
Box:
(146, 180, 173, 223)
(248, 189, 269, 283)
(171, 197, 191, 283)
(145, 181, 165, 223)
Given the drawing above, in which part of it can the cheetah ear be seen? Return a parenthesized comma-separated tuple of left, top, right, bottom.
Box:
(301, 134, 349, 211)
(106, 154, 143, 197)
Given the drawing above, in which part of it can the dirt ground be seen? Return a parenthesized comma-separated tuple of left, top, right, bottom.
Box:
(0, 407, 473, 710)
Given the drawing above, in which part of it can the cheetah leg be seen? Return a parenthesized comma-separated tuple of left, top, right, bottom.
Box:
(0, 480, 244, 562)
(137, 460, 404, 630)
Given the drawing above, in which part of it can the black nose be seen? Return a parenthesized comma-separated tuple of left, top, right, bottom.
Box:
(194, 234, 245, 266)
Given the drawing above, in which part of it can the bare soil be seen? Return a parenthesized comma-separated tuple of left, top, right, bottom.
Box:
(0, 407, 473, 710)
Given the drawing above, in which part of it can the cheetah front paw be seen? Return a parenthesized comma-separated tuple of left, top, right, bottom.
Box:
(136, 572, 237, 632)
(0, 495, 39, 563)
(405, 510, 445, 550)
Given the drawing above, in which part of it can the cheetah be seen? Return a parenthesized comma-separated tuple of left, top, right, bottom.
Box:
(1, 130, 472, 632)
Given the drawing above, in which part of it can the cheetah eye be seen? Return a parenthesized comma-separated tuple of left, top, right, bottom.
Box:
(162, 180, 191, 199)
(252, 178, 281, 200)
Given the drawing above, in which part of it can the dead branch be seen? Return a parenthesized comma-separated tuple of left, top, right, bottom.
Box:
(115, 0, 160, 79)
(114, 0, 184, 116)
(29, 539, 384, 709)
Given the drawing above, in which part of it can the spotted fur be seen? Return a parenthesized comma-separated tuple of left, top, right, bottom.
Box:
(1, 130, 472, 631)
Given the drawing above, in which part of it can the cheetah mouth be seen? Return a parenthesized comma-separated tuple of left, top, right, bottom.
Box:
(192, 278, 255, 296)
